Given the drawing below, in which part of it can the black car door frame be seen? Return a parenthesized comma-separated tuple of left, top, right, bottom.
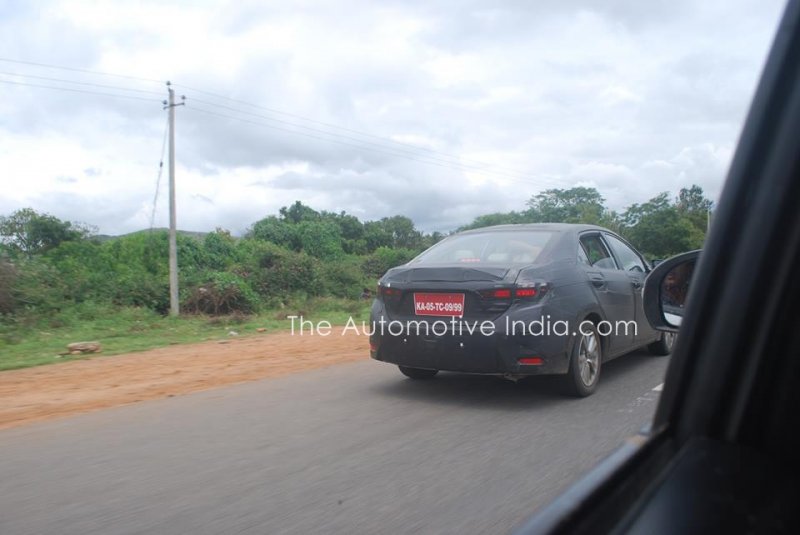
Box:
(599, 232, 658, 345)
(578, 231, 636, 353)
(516, 0, 800, 533)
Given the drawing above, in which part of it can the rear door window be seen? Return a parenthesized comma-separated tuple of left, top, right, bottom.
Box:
(579, 234, 617, 270)
(577, 243, 590, 265)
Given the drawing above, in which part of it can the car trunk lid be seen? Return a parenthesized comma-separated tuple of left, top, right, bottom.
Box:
(379, 265, 516, 321)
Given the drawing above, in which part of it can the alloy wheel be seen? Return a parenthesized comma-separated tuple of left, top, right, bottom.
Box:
(578, 332, 600, 386)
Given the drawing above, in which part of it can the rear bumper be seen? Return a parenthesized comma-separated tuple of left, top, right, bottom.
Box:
(369, 302, 572, 375)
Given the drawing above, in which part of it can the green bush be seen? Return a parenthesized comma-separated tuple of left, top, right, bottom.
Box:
(362, 246, 418, 278)
(201, 229, 238, 271)
(44, 240, 116, 302)
(295, 220, 344, 259)
(182, 271, 260, 315)
(0, 257, 17, 314)
(244, 241, 322, 299)
(320, 255, 369, 298)
(0, 193, 711, 330)
(5, 257, 69, 314)
(112, 271, 171, 313)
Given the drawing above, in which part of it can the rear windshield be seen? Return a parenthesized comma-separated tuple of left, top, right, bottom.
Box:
(411, 231, 555, 265)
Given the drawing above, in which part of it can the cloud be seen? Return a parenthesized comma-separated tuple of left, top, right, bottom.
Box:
(0, 0, 786, 235)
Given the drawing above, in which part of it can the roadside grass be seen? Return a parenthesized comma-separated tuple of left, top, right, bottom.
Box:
(0, 298, 372, 372)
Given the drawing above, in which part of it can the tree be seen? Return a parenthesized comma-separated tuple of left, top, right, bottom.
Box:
(525, 187, 611, 225)
(375, 216, 423, 249)
(459, 211, 527, 230)
(620, 193, 705, 258)
(421, 231, 446, 249)
(295, 220, 344, 259)
(676, 185, 713, 233)
(363, 220, 393, 251)
(279, 201, 320, 224)
(0, 208, 93, 256)
(320, 211, 366, 254)
(676, 185, 713, 213)
(248, 216, 296, 248)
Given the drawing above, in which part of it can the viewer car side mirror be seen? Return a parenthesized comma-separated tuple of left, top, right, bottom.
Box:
(642, 250, 700, 333)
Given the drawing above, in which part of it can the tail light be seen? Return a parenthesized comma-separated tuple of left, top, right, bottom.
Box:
(479, 288, 512, 299)
(515, 287, 537, 298)
(378, 284, 402, 302)
(479, 284, 547, 301)
(514, 280, 549, 301)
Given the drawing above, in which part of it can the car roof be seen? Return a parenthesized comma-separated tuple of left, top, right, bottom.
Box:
(457, 223, 609, 235)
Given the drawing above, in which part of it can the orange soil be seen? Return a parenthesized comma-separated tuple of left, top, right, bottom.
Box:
(0, 328, 368, 430)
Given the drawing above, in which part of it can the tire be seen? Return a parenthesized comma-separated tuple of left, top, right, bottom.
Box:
(648, 332, 676, 356)
(563, 324, 602, 397)
(398, 366, 439, 380)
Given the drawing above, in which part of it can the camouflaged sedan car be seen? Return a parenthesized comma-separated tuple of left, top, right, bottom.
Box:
(369, 224, 674, 396)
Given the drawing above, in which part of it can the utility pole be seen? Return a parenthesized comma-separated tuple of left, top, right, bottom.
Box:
(164, 82, 185, 316)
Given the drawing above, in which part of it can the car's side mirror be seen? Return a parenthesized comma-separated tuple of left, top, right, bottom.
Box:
(642, 250, 700, 333)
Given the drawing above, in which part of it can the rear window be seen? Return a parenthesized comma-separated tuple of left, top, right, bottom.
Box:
(411, 231, 554, 264)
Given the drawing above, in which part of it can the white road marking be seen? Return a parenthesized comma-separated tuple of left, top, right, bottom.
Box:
(617, 384, 666, 414)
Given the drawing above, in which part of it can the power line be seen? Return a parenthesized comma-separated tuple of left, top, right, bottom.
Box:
(175, 82, 541, 180)
(150, 114, 171, 230)
(188, 97, 472, 165)
(0, 78, 160, 102)
(188, 95, 545, 183)
(0, 58, 563, 189)
(0, 71, 164, 95)
(0, 57, 162, 84)
(1, 58, 554, 185)
(188, 104, 563, 189)
(0, 70, 556, 187)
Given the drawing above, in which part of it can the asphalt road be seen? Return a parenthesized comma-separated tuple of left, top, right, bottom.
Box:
(0, 351, 669, 535)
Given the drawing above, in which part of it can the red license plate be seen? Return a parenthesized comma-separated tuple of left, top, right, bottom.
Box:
(413, 293, 465, 317)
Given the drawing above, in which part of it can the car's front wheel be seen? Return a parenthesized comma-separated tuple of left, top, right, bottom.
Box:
(563, 325, 602, 397)
(398, 366, 439, 380)
(648, 332, 676, 356)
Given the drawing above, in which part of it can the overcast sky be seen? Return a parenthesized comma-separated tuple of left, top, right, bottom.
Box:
(0, 0, 787, 235)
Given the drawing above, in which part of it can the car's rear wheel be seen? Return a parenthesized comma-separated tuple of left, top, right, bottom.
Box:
(563, 325, 602, 397)
(398, 366, 439, 380)
(648, 332, 676, 356)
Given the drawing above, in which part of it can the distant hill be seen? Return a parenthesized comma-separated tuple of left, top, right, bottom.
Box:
(93, 228, 209, 243)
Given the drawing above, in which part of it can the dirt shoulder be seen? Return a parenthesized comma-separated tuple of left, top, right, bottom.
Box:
(0, 328, 368, 430)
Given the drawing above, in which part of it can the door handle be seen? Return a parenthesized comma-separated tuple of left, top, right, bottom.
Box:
(631, 279, 642, 289)
(587, 272, 606, 288)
